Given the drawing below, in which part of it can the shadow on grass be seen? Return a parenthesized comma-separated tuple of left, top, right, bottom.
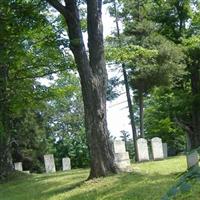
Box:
(33, 169, 88, 182)
(0, 169, 181, 200)
(65, 171, 178, 200)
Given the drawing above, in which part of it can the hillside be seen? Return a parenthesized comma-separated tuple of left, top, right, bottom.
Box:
(0, 156, 199, 200)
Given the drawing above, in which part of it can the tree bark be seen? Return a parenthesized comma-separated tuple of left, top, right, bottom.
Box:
(0, 65, 13, 179)
(46, 0, 118, 179)
(122, 64, 138, 161)
(138, 90, 144, 138)
(190, 64, 200, 149)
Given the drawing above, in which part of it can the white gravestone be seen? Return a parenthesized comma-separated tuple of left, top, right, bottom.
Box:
(162, 143, 168, 158)
(14, 162, 23, 171)
(151, 137, 164, 160)
(113, 140, 126, 153)
(44, 154, 56, 173)
(136, 138, 150, 162)
(62, 157, 71, 171)
(113, 140, 132, 172)
(187, 151, 199, 169)
(23, 171, 30, 174)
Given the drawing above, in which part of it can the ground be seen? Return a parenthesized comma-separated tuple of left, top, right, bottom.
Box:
(0, 156, 199, 200)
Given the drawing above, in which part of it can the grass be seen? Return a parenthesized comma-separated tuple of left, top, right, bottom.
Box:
(0, 156, 199, 200)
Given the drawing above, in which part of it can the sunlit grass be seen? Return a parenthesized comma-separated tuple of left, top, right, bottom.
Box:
(0, 156, 199, 200)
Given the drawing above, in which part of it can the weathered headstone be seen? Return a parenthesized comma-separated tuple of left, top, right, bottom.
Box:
(44, 154, 56, 173)
(62, 157, 71, 171)
(14, 162, 23, 171)
(113, 140, 126, 153)
(136, 138, 150, 162)
(162, 143, 168, 158)
(151, 137, 164, 160)
(113, 140, 132, 172)
(187, 151, 199, 169)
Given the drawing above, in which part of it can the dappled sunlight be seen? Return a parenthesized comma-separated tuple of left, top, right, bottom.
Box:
(1, 156, 195, 200)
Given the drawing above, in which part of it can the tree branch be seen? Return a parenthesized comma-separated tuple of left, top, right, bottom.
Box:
(46, 0, 66, 16)
(14, 68, 67, 81)
(174, 117, 193, 135)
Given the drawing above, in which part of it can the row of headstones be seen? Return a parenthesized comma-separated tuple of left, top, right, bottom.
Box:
(15, 142, 132, 173)
(137, 137, 200, 169)
(14, 138, 166, 173)
(44, 155, 71, 173)
(136, 137, 167, 162)
(14, 156, 71, 173)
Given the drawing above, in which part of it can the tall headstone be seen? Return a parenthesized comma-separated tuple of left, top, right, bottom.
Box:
(187, 151, 199, 169)
(14, 162, 23, 171)
(136, 138, 149, 162)
(62, 157, 71, 171)
(44, 154, 56, 173)
(162, 143, 168, 158)
(113, 140, 132, 172)
(151, 137, 164, 160)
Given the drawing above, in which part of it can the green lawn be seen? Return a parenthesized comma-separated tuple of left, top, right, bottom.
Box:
(0, 156, 199, 200)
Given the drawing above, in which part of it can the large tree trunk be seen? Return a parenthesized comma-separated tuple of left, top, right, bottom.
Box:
(190, 64, 200, 149)
(0, 65, 13, 179)
(46, 0, 118, 178)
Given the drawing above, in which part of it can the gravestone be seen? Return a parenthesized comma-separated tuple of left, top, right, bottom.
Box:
(44, 154, 56, 173)
(14, 162, 23, 171)
(62, 157, 71, 171)
(113, 140, 132, 172)
(136, 138, 149, 162)
(162, 143, 168, 158)
(187, 151, 199, 169)
(151, 137, 164, 160)
(23, 170, 30, 174)
(113, 140, 126, 153)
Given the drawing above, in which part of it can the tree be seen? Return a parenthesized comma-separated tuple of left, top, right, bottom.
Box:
(150, 0, 200, 149)
(46, 0, 118, 178)
(144, 87, 186, 154)
(183, 36, 200, 149)
(0, 0, 46, 178)
(0, 0, 72, 178)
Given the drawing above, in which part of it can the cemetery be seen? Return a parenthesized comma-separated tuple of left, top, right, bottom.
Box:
(1, 138, 199, 200)
(1, 0, 200, 200)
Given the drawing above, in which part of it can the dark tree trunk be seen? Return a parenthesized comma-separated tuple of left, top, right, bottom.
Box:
(190, 64, 200, 149)
(0, 65, 13, 179)
(46, 0, 118, 179)
(122, 64, 138, 161)
(138, 90, 144, 138)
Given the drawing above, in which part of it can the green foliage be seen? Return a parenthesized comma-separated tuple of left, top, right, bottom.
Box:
(106, 44, 158, 64)
(144, 87, 186, 154)
(106, 77, 120, 101)
(150, 0, 192, 42)
(0, 0, 88, 175)
(43, 72, 89, 169)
